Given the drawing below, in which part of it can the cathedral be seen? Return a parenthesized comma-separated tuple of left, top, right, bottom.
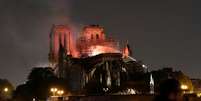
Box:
(48, 24, 147, 95)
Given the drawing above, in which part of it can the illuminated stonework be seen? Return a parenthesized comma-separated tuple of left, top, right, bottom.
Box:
(48, 24, 147, 95)
(77, 25, 120, 57)
(49, 24, 125, 62)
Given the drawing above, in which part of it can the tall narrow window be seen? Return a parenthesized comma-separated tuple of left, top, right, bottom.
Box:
(91, 34, 93, 40)
(96, 34, 99, 39)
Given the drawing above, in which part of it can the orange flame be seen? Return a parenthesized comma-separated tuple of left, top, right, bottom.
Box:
(89, 45, 120, 56)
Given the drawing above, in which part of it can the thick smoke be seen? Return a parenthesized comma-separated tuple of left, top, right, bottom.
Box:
(0, 0, 74, 85)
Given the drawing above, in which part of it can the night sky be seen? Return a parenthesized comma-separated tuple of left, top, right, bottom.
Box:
(0, 0, 200, 86)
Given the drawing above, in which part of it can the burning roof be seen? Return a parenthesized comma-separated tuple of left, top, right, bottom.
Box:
(49, 24, 131, 64)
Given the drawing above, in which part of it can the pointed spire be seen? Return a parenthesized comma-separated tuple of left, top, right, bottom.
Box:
(122, 40, 131, 58)
(59, 33, 63, 51)
(64, 33, 67, 55)
(49, 24, 56, 55)
(58, 33, 66, 57)
(67, 32, 71, 55)
(58, 33, 66, 78)
(49, 25, 57, 67)
(150, 73, 154, 94)
(150, 74, 154, 85)
(126, 40, 129, 46)
(126, 40, 132, 56)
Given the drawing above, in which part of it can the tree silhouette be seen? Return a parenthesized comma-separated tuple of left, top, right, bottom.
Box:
(13, 67, 58, 101)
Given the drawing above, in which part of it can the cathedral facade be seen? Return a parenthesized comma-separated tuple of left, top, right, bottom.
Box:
(48, 24, 147, 95)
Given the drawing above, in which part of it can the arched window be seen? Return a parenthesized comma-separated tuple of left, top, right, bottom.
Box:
(91, 34, 94, 40)
(96, 34, 99, 39)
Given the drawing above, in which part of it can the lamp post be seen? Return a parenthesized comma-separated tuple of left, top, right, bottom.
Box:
(57, 90, 64, 96)
(57, 90, 64, 101)
(50, 88, 58, 101)
(50, 87, 65, 101)
(181, 84, 188, 90)
(4, 87, 8, 93)
(181, 84, 188, 94)
(50, 88, 58, 96)
(1, 87, 10, 100)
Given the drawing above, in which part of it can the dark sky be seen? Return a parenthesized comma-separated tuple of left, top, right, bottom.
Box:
(0, 0, 200, 85)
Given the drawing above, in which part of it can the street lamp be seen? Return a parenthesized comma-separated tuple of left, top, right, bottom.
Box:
(181, 84, 188, 90)
(4, 87, 8, 92)
(57, 90, 64, 96)
(50, 88, 58, 96)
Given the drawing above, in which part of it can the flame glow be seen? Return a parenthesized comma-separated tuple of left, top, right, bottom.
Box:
(89, 45, 120, 56)
(49, 25, 129, 61)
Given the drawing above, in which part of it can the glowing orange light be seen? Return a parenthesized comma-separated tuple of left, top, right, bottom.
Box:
(89, 45, 119, 56)
(57, 90, 64, 95)
(50, 25, 125, 59)
(4, 87, 8, 92)
(181, 84, 188, 90)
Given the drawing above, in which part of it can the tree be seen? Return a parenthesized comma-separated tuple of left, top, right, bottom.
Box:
(13, 67, 59, 101)
(151, 68, 193, 93)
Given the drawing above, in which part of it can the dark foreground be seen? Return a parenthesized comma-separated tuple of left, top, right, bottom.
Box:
(48, 95, 201, 101)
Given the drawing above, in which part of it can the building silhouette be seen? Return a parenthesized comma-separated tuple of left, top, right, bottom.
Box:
(48, 24, 147, 95)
